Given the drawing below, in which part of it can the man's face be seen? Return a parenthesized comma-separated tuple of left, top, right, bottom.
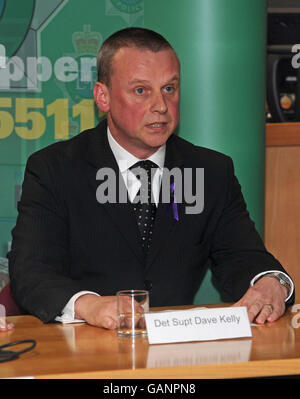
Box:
(94, 46, 180, 158)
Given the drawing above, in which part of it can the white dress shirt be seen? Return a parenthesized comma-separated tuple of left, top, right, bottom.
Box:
(55, 128, 293, 323)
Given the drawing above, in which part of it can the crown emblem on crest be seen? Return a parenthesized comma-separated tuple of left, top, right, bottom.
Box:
(72, 25, 102, 55)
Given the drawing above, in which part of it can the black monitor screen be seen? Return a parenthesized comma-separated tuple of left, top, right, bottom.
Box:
(268, 13, 300, 45)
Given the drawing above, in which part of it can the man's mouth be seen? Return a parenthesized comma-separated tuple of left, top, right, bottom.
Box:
(146, 122, 168, 128)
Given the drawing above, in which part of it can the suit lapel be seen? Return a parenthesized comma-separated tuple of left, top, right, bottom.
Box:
(83, 120, 145, 264)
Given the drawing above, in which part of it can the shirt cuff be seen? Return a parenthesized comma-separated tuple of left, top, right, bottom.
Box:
(250, 270, 294, 302)
(55, 291, 100, 324)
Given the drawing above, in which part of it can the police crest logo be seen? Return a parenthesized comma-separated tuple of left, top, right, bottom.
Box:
(105, 0, 144, 25)
(111, 0, 143, 14)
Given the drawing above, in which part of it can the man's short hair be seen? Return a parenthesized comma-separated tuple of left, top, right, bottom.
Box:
(97, 27, 175, 87)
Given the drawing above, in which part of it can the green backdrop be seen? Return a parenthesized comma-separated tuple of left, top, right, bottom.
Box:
(0, 0, 267, 304)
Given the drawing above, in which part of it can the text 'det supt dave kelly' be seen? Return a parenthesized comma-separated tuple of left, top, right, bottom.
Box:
(144, 307, 252, 345)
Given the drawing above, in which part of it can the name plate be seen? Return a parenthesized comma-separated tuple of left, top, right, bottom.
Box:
(145, 306, 252, 344)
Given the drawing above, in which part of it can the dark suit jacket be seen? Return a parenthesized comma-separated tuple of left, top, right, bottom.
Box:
(8, 119, 291, 323)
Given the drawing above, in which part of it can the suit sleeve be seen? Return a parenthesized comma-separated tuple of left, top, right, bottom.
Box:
(209, 157, 294, 305)
(8, 152, 83, 323)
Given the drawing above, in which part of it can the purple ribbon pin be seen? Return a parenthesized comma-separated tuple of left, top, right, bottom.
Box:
(168, 182, 179, 221)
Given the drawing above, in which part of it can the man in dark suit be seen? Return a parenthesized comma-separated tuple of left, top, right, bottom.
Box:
(8, 28, 294, 329)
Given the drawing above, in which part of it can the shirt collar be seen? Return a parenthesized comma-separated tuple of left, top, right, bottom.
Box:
(107, 127, 165, 173)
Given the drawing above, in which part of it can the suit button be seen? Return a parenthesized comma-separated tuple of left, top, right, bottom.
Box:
(144, 280, 152, 291)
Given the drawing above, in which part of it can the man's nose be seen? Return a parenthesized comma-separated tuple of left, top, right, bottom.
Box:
(150, 91, 168, 113)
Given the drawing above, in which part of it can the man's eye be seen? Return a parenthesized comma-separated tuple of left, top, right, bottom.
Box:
(135, 87, 145, 95)
(164, 86, 174, 93)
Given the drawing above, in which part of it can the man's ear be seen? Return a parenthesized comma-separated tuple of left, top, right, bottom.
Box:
(94, 82, 110, 113)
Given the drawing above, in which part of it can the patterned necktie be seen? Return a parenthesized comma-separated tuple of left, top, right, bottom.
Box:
(130, 160, 158, 255)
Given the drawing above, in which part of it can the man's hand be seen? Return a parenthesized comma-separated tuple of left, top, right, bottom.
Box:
(0, 319, 14, 332)
(0, 304, 14, 331)
(232, 276, 288, 324)
(74, 294, 144, 329)
(74, 295, 119, 329)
